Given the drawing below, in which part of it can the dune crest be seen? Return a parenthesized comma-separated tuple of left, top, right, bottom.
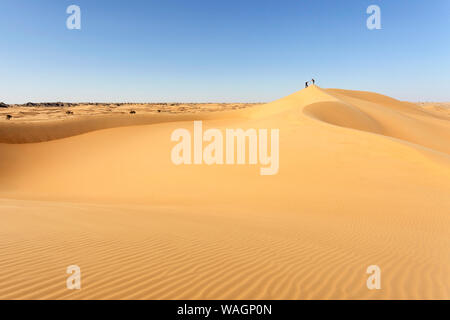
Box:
(0, 86, 449, 299)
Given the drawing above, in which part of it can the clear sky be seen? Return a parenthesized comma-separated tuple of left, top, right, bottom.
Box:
(1, 0, 449, 103)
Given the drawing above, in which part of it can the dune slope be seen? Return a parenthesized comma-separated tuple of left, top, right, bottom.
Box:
(0, 86, 449, 299)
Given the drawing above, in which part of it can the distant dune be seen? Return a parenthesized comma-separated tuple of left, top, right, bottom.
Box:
(0, 103, 256, 143)
(0, 86, 449, 299)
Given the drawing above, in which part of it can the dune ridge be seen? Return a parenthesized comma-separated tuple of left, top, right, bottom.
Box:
(0, 86, 449, 299)
(0, 105, 251, 144)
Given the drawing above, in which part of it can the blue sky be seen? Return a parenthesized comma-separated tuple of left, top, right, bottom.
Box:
(0, 0, 449, 103)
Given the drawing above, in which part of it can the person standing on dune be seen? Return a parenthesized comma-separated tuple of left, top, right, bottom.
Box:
(312, 78, 315, 85)
(305, 81, 309, 88)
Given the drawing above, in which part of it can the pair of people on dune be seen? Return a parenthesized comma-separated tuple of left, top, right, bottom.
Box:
(305, 79, 315, 88)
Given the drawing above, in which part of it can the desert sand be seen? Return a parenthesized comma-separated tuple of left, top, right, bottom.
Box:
(0, 85, 449, 299)
(0, 103, 256, 144)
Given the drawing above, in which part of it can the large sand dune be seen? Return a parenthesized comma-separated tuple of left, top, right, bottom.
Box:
(0, 86, 449, 299)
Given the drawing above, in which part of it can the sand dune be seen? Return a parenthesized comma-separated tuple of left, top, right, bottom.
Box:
(0, 103, 254, 144)
(0, 86, 449, 299)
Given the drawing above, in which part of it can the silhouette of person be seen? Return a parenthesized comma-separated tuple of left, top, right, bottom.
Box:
(305, 81, 309, 88)
(312, 78, 315, 85)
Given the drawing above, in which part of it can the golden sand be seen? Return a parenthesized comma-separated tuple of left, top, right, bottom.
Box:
(0, 86, 449, 299)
